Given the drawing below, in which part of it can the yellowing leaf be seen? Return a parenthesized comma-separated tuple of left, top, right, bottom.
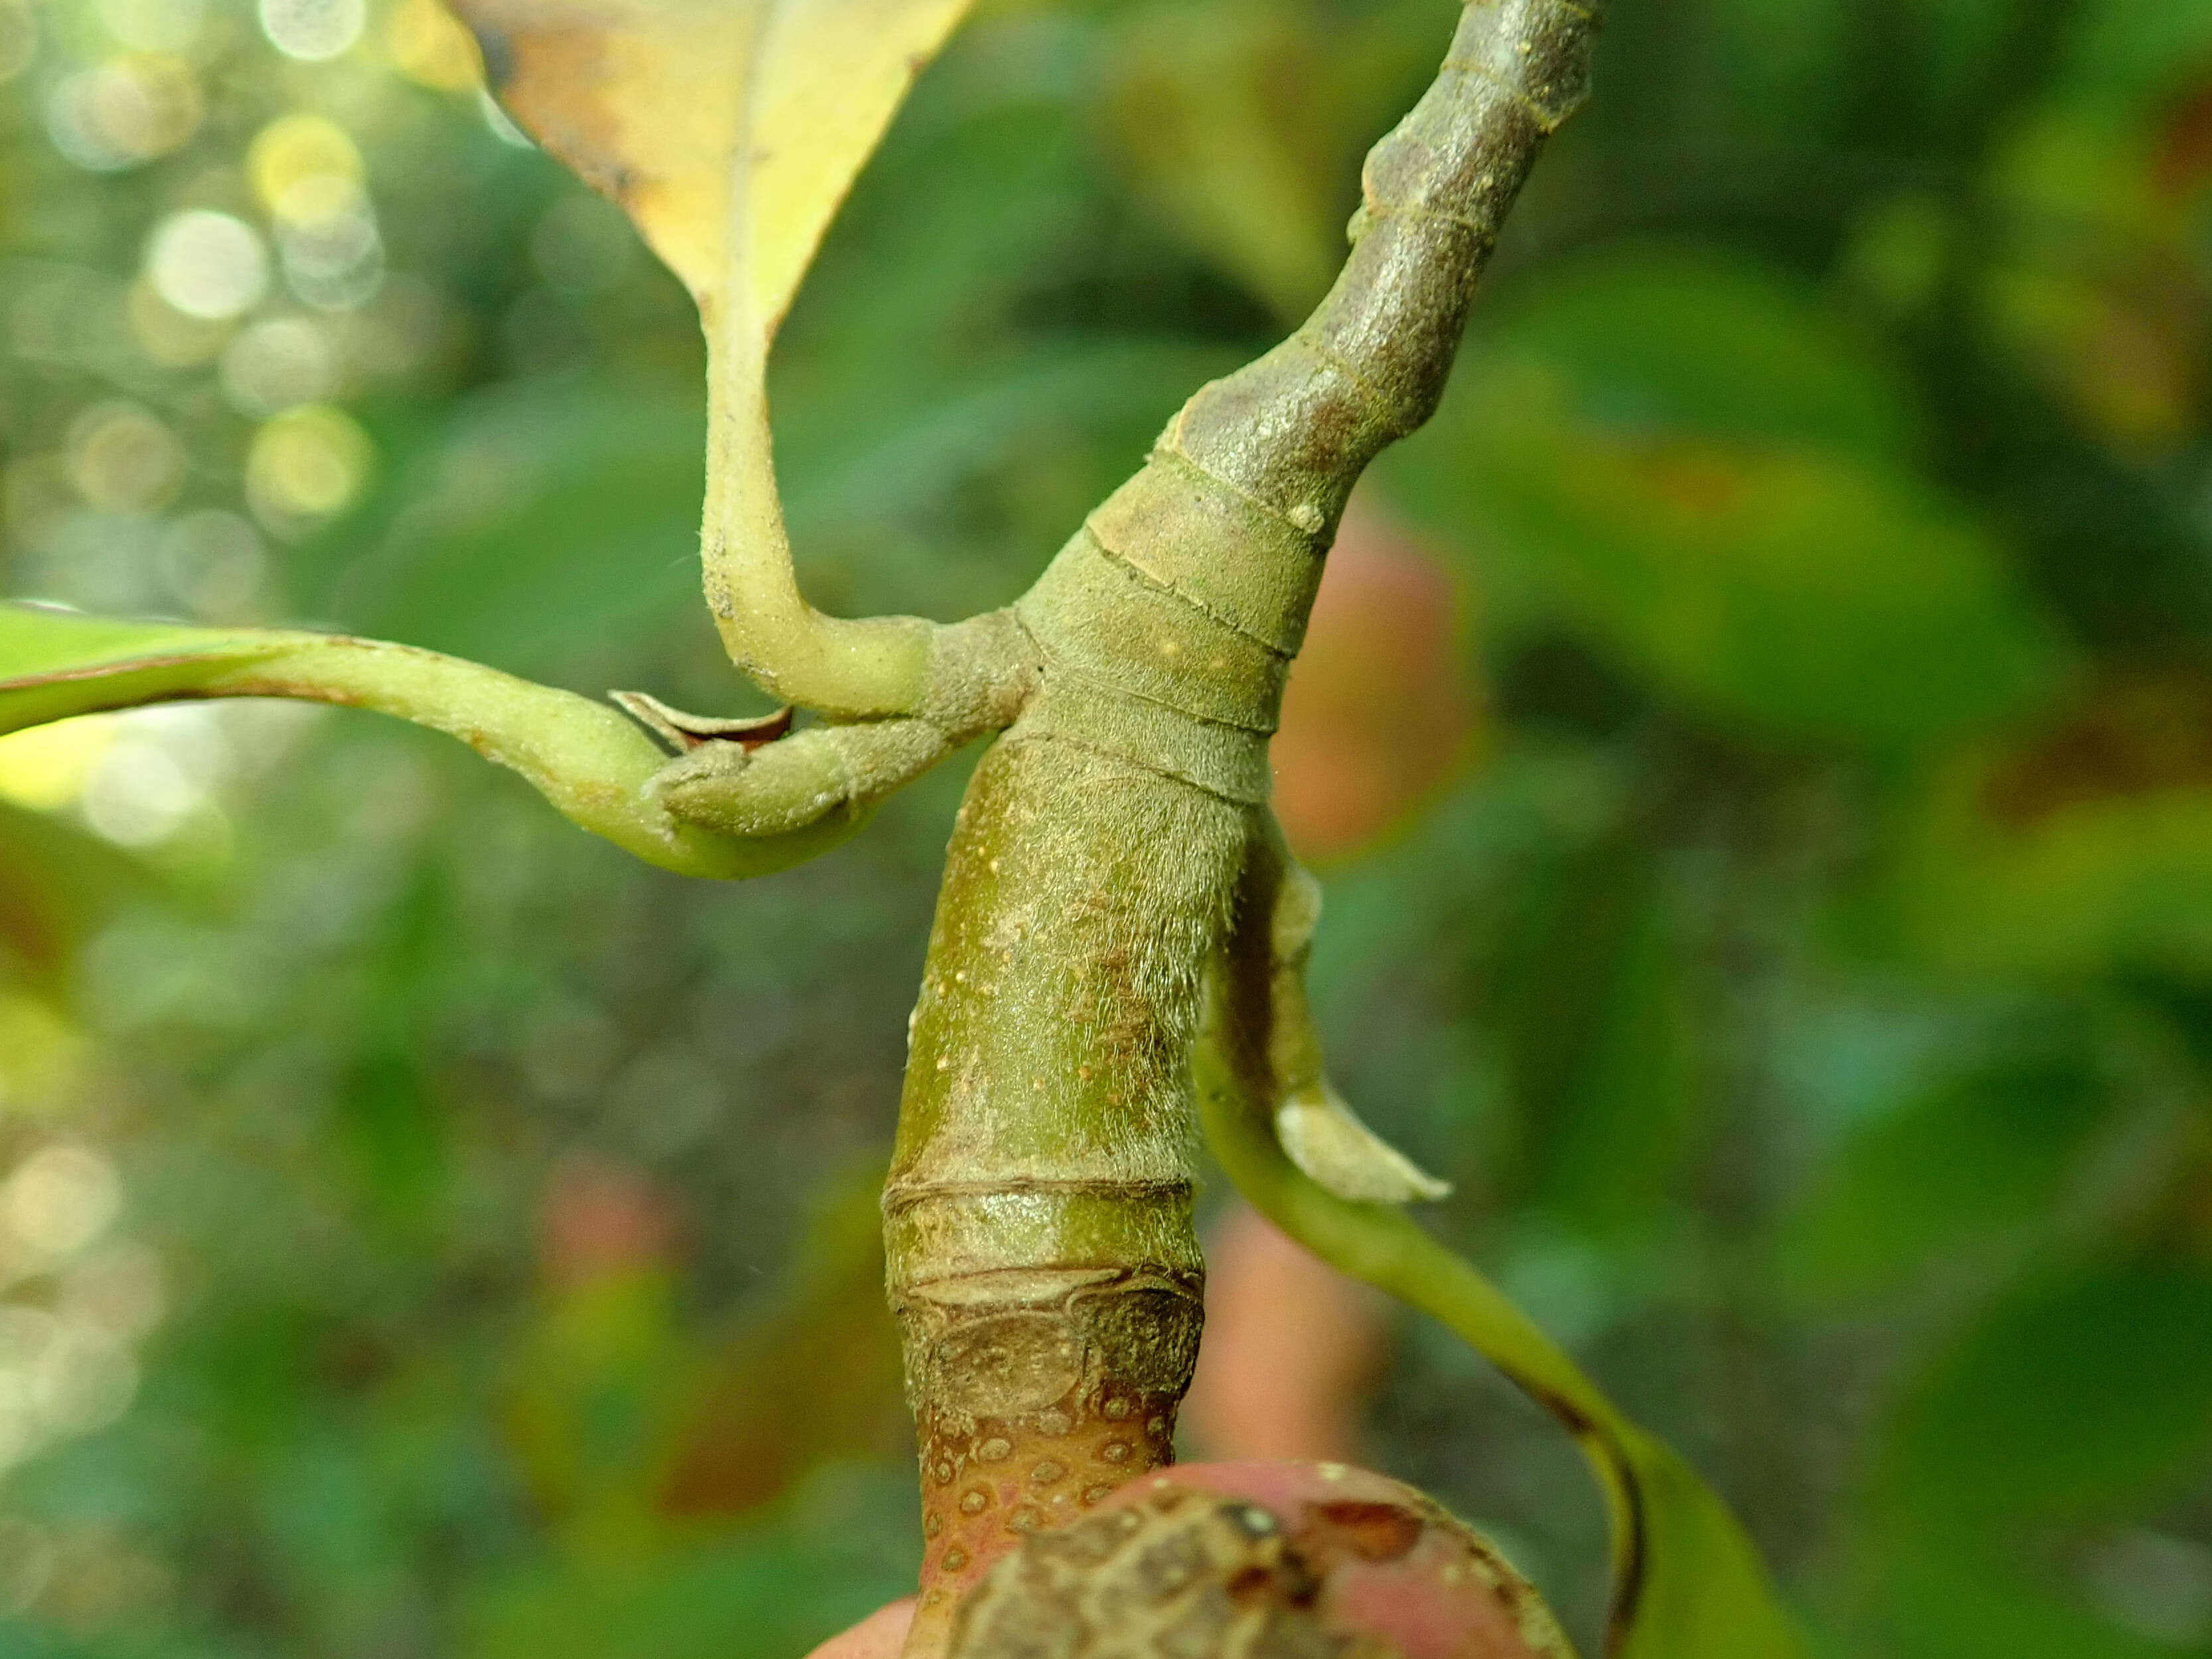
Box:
(451, 0, 982, 712)
(457, 0, 743, 301)
(455, 0, 976, 337)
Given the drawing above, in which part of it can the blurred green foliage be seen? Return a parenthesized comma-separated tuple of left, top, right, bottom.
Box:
(0, 0, 2208, 1655)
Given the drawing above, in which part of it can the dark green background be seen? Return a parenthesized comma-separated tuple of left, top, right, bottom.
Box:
(3, 0, 2212, 1654)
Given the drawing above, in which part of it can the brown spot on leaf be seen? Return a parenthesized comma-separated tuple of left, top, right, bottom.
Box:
(1979, 673, 2212, 830)
(1304, 1499, 1423, 1562)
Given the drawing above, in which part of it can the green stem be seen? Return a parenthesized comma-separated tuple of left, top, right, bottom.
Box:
(697, 299, 937, 720)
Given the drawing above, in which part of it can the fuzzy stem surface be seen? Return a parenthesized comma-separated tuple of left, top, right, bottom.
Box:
(884, 4, 1602, 1648)
(700, 325, 941, 718)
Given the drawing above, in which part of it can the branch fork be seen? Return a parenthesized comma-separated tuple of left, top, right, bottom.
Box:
(0, 5, 1809, 1654)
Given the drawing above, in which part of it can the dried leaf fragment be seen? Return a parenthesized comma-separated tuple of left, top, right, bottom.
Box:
(609, 689, 793, 753)
(1275, 1084, 1450, 1206)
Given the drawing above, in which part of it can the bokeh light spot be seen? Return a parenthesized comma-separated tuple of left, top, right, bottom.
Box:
(0, 719, 115, 815)
(388, 0, 481, 91)
(245, 403, 372, 526)
(146, 210, 269, 321)
(32, 1328, 136, 1437)
(57, 1245, 165, 1346)
(0, 1308, 58, 1465)
(44, 56, 203, 171)
(221, 315, 337, 416)
(248, 111, 362, 211)
(1, 1147, 121, 1260)
(273, 176, 383, 310)
(127, 277, 232, 368)
(258, 0, 365, 62)
(81, 740, 200, 848)
(96, 0, 205, 54)
(65, 403, 184, 514)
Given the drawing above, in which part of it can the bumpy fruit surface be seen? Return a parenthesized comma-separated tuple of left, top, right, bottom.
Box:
(811, 1462, 1575, 1659)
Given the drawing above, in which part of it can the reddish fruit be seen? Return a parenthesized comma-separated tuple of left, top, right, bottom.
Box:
(805, 1598, 915, 1659)
(1089, 1464, 1571, 1659)
(815, 1462, 1570, 1658)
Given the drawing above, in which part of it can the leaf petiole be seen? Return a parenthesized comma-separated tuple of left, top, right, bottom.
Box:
(0, 605, 864, 879)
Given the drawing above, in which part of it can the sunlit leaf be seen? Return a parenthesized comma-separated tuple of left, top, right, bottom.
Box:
(451, 0, 988, 712)
(0, 605, 849, 880)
